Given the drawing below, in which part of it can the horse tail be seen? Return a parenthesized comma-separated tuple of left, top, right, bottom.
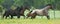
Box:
(3, 11, 6, 18)
(3, 10, 8, 18)
(3, 11, 7, 15)
(30, 11, 32, 13)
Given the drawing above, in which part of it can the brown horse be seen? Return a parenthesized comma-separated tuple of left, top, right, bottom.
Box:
(26, 11, 37, 19)
(26, 4, 54, 19)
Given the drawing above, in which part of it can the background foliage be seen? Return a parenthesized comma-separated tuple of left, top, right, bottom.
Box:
(0, 0, 60, 10)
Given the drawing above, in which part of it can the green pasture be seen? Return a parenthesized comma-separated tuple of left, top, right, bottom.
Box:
(0, 10, 60, 24)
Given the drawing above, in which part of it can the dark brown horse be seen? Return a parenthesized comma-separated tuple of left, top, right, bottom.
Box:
(26, 11, 37, 19)
(3, 5, 30, 19)
(26, 4, 54, 19)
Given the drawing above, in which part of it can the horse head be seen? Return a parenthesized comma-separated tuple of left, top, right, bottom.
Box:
(23, 5, 30, 11)
(46, 4, 54, 10)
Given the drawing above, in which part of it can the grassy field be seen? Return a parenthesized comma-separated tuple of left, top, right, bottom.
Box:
(0, 10, 60, 24)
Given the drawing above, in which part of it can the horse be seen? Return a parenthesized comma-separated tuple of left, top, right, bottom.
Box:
(26, 4, 54, 20)
(3, 5, 30, 19)
(26, 11, 37, 19)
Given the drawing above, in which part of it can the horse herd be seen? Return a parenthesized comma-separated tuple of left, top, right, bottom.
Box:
(2, 4, 54, 20)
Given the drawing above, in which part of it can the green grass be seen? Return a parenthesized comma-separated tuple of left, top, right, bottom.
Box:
(0, 10, 60, 24)
(0, 19, 53, 24)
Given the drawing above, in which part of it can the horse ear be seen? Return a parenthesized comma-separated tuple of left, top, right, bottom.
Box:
(46, 4, 52, 6)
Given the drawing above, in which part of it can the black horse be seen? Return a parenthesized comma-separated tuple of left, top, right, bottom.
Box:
(3, 5, 30, 19)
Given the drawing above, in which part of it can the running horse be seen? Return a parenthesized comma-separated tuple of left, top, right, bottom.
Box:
(3, 5, 30, 19)
(26, 4, 54, 20)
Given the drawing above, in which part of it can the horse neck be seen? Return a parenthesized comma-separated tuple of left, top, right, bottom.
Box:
(20, 8, 26, 12)
(43, 6, 50, 11)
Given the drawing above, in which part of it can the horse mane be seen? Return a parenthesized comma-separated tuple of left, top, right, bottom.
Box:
(15, 6, 23, 11)
(46, 4, 52, 6)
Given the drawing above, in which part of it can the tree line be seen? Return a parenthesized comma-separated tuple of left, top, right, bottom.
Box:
(0, 0, 60, 10)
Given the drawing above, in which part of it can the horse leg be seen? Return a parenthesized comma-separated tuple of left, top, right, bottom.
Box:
(44, 14, 50, 20)
(5, 14, 9, 19)
(2, 14, 5, 19)
(26, 14, 31, 19)
(2, 11, 7, 19)
(31, 13, 37, 19)
(11, 15, 13, 19)
(26, 16, 30, 19)
(45, 14, 50, 20)
(17, 15, 20, 19)
(46, 15, 50, 20)
(31, 16, 36, 19)
(17, 16, 20, 19)
(43, 10, 50, 20)
(23, 15, 25, 19)
(5, 15, 9, 19)
(5, 16, 7, 19)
